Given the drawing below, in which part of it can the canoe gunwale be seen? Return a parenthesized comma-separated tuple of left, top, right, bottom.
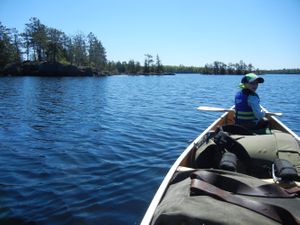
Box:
(140, 110, 231, 225)
(262, 106, 300, 143)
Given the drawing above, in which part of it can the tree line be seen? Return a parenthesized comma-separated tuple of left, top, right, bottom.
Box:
(0, 17, 106, 70)
(202, 61, 258, 75)
(0, 18, 167, 75)
(1, 17, 299, 76)
(105, 54, 164, 75)
(164, 60, 259, 75)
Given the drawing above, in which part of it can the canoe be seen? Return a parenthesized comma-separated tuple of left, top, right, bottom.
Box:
(141, 107, 300, 225)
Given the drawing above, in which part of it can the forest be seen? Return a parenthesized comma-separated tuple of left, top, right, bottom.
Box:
(1, 18, 299, 76)
(0, 18, 166, 76)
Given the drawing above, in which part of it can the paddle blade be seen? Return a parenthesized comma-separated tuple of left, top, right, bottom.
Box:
(197, 106, 234, 112)
(266, 112, 283, 116)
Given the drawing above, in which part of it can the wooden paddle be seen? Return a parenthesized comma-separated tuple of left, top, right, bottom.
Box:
(197, 106, 282, 116)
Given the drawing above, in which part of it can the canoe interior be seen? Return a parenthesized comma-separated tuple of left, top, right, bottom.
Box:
(141, 109, 300, 225)
(179, 110, 299, 168)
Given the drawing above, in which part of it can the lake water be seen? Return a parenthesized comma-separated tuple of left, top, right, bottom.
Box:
(0, 74, 299, 225)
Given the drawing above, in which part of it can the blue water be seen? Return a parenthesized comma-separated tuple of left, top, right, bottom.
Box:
(0, 74, 299, 225)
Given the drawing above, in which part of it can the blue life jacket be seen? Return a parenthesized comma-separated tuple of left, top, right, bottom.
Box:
(235, 89, 259, 123)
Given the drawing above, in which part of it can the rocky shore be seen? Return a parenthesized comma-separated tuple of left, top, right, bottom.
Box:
(0, 61, 175, 76)
(0, 61, 108, 76)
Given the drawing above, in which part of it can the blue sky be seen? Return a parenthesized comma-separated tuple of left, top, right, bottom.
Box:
(0, 0, 299, 69)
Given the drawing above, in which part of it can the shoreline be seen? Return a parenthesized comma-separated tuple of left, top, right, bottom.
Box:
(1, 61, 299, 77)
(0, 61, 175, 77)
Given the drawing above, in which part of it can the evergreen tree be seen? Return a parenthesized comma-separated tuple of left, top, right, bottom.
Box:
(87, 32, 106, 70)
(63, 36, 74, 65)
(127, 60, 136, 74)
(0, 22, 21, 68)
(116, 61, 126, 73)
(144, 54, 153, 73)
(73, 32, 88, 66)
(155, 54, 164, 73)
(24, 17, 48, 61)
(46, 27, 65, 62)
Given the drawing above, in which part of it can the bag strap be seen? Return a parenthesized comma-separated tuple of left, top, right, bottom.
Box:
(191, 170, 294, 197)
(190, 178, 300, 225)
(286, 186, 300, 195)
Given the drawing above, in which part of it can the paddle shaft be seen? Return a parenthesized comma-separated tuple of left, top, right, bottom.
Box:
(197, 106, 282, 116)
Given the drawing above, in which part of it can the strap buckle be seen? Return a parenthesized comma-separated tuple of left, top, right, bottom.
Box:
(272, 163, 281, 183)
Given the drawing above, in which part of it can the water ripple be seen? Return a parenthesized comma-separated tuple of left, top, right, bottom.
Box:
(0, 74, 299, 225)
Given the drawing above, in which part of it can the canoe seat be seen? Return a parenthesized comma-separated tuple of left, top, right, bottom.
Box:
(217, 124, 255, 135)
(218, 124, 273, 135)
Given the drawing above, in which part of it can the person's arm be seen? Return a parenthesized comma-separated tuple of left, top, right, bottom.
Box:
(247, 95, 265, 120)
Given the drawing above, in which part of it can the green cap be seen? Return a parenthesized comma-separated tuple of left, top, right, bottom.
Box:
(239, 73, 264, 88)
